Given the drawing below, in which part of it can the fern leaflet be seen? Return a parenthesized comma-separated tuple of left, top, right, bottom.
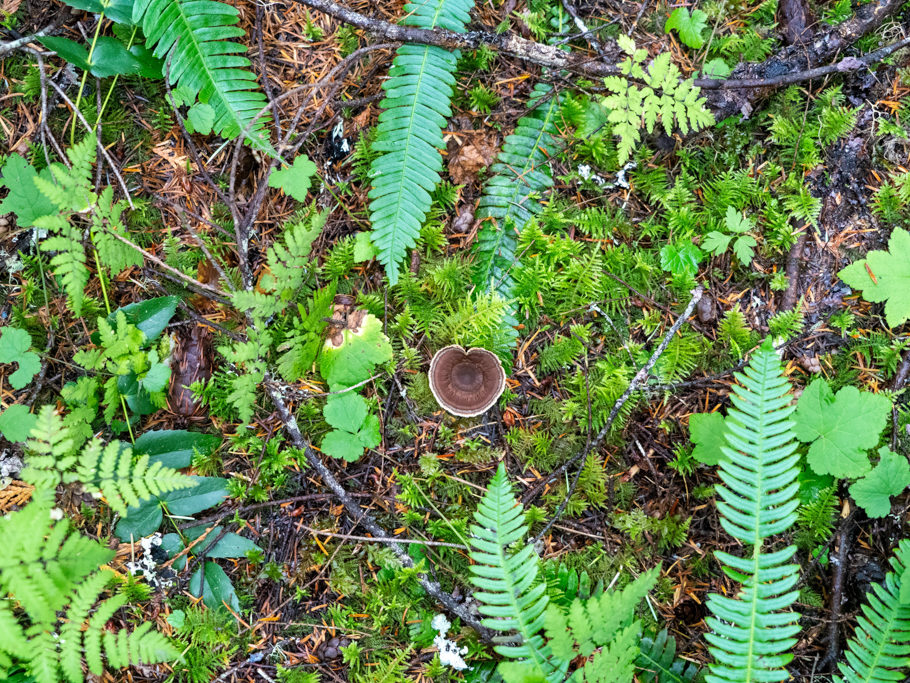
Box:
(835, 538, 910, 682)
(637, 629, 703, 683)
(704, 339, 801, 683)
(368, 0, 474, 284)
(472, 83, 561, 303)
(132, 0, 273, 153)
(468, 463, 566, 681)
(22, 406, 194, 516)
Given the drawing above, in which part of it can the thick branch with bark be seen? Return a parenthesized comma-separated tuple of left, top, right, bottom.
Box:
(703, 0, 904, 120)
(291, 0, 905, 121)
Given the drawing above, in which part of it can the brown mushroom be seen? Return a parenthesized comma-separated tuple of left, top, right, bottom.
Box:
(428, 345, 507, 417)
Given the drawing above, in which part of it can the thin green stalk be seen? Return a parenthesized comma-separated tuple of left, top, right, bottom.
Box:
(93, 26, 139, 133)
(70, 14, 105, 145)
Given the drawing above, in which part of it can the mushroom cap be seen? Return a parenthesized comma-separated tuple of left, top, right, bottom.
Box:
(428, 345, 507, 417)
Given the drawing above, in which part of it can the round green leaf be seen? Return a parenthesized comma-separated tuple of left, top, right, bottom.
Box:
(0, 404, 37, 443)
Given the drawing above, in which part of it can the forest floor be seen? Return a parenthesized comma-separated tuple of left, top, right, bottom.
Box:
(1, 0, 910, 679)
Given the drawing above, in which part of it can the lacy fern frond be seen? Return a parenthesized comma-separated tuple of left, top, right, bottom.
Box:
(75, 439, 195, 516)
(368, 0, 474, 284)
(22, 405, 77, 489)
(30, 138, 97, 315)
(704, 340, 801, 683)
(544, 568, 658, 682)
(132, 0, 273, 153)
(468, 463, 567, 682)
(472, 83, 561, 303)
(0, 474, 179, 682)
(0, 492, 110, 627)
(603, 37, 713, 164)
(22, 406, 193, 516)
(835, 538, 910, 683)
(231, 211, 324, 320)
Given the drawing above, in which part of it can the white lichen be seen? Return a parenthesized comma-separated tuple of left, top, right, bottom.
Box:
(431, 613, 470, 671)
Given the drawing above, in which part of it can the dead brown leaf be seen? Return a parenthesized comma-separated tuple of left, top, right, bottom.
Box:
(448, 138, 497, 185)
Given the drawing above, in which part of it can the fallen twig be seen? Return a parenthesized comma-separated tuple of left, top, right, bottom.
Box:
(266, 382, 494, 641)
(292, 0, 906, 98)
(528, 286, 704, 542)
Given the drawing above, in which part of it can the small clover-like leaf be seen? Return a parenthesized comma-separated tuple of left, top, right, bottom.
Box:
(793, 379, 891, 478)
(0, 327, 41, 390)
(323, 392, 368, 433)
(724, 206, 752, 234)
(849, 447, 910, 518)
(839, 227, 910, 328)
(664, 7, 708, 49)
(689, 411, 727, 466)
(321, 429, 365, 462)
(268, 155, 319, 202)
(732, 235, 757, 264)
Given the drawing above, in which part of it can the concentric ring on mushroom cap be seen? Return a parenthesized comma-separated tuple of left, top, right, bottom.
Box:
(428, 345, 507, 417)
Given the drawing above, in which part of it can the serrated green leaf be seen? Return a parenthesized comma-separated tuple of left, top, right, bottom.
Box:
(849, 447, 910, 518)
(724, 206, 752, 234)
(660, 242, 703, 277)
(839, 227, 910, 328)
(0, 404, 37, 443)
(357, 413, 381, 449)
(0, 155, 57, 226)
(321, 429, 365, 461)
(323, 391, 368, 433)
(268, 155, 319, 202)
(703, 58, 731, 79)
(664, 7, 708, 49)
(353, 232, 377, 262)
(689, 411, 726, 466)
(703, 231, 732, 256)
(0, 327, 40, 390)
(319, 312, 393, 390)
(187, 103, 215, 135)
(732, 235, 757, 264)
(793, 379, 891, 478)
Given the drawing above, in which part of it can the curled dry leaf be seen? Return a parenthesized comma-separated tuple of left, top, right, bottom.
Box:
(448, 137, 498, 185)
(168, 325, 214, 416)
